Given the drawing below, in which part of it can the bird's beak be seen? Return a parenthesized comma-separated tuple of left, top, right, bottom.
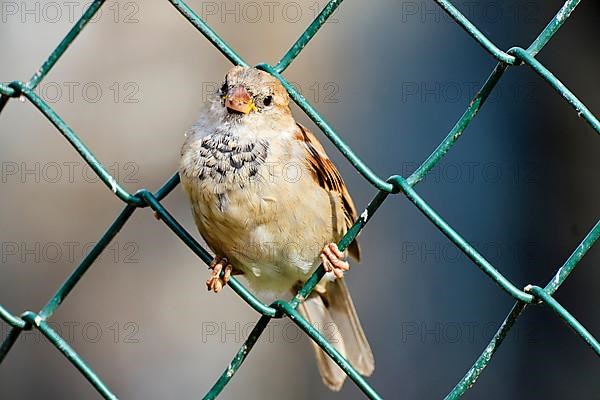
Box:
(225, 85, 257, 115)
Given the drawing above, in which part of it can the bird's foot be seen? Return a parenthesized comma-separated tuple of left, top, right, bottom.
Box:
(206, 256, 233, 293)
(320, 243, 349, 279)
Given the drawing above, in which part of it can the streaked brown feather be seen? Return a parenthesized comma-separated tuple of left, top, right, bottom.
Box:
(295, 124, 361, 261)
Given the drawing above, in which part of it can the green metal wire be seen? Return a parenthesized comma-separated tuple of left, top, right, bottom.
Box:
(0, 0, 598, 399)
(407, 62, 508, 186)
(526, 0, 582, 57)
(38, 205, 137, 320)
(27, 0, 107, 89)
(274, 0, 345, 73)
(392, 176, 535, 303)
(446, 217, 600, 398)
(274, 301, 383, 400)
(526, 286, 600, 355)
(167, 0, 249, 67)
(444, 301, 528, 400)
(21, 311, 118, 400)
(432, 0, 516, 64)
(203, 315, 272, 400)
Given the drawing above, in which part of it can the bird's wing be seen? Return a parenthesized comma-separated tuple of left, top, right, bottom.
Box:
(294, 123, 361, 261)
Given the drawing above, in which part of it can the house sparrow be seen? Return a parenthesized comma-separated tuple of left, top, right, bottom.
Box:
(179, 66, 374, 390)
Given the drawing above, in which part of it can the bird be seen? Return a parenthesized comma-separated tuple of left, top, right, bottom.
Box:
(179, 66, 374, 390)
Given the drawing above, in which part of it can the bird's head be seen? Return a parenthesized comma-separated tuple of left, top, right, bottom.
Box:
(217, 66, 290, 120)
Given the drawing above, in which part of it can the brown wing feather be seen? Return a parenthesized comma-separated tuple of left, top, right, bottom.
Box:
(295, 123, 361, 261)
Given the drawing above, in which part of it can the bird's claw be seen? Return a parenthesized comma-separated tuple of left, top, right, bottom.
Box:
(206, 256, 233, 293)
(320, 243, 349, 279)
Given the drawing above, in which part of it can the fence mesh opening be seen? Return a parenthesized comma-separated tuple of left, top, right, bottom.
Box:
(1, 0, 598, 399)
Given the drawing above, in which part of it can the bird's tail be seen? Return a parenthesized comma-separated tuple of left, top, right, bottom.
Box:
(297, 278, 374, 391)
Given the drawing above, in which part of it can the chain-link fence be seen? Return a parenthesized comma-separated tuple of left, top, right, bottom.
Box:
(1, 0, 598, 398)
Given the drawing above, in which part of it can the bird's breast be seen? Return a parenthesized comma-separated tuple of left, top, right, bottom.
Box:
(180, 131, 298, 231)
(180, 130, 334, 293)
(190, 132, 270, 194)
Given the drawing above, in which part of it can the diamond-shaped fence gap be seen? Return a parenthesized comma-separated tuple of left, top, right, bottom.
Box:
(19, 338, 105, 399)
(526, 295, 595, 356)
(539, 43, 600, 121)
(553, 256, 600, 315)
(1, 0, 599, 399)
(513, 59, 598, 129)
(166, 4, 258, 66)
(0, 21, 74, 83)
(399, 185, 532, 305)
(271, 0, 346, 73)
(447, 219, 600, 397)
(0, 103, 55, 172)
(270, 6, 352, 76)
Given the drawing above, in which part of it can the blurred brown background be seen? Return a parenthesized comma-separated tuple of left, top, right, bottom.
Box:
(1, 0, 599, 398)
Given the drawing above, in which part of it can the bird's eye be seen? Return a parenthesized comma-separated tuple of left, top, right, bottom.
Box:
(219, 82, 228, 96)
(263, 95, 272, 106)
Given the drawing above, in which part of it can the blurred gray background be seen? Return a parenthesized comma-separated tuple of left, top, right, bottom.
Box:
(1, 0, 599, 398)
